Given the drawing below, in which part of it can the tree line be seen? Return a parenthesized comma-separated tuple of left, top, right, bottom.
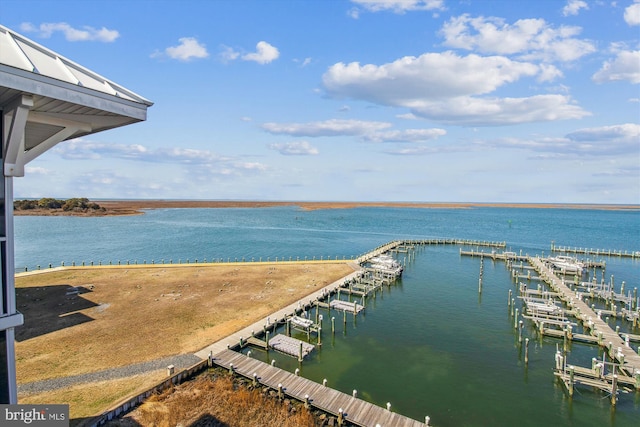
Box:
(14, 198, 105, 212)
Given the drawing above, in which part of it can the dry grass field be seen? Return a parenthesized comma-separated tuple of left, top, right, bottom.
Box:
(15, 262, 356, 421)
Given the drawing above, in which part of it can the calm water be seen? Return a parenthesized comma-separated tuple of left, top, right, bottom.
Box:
(14, 207, 640, 426)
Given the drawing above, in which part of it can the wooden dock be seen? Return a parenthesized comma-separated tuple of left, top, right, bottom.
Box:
(551, 243, 640, 259)
(529, 257, 640, 373)
(459, 249, 529, 262)
(330, 299, 364, 314)
(268, 334, 315, 359)
(214, 349, 427, 427)
(357, 239, 506, 264)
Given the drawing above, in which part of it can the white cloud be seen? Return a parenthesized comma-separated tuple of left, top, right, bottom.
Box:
(350, 0, 445, 15)
(592, 50, 640, 83)
(323, 52, 540, 102)
(20, 22, 119, 42)
(362, 128, 446, 143)
(261, 119, 391, 136)
(268, 141, 319, 155)
(322, 51, 587, 125)
(440, 15, 596, 62)
(242, 41, 280, 64)
(624, 1, 640, 26)
(537, 63, 564, 82)
(294, 57, 312, 67)
(566, 123, 640, 144)
(219, 45, 240, 63)
(405, 95, 589, 125)
(25, 166, 51, 175)
(162, 37, 209, 61)
(562, 0, 589, 16)
(54, 140, 149, 160)
(51, 139, 269, 182)
(483, 123, 640, 156)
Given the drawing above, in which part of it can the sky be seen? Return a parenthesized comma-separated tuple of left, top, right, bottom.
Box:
(2, 0, 640, 204)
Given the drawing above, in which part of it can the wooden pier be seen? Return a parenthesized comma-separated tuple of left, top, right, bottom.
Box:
(357, 239, 506, 264)
(529, 257, 640, 373)
(330, 299, 364, 314)
(551, 243, 640, 259)
(268, 334, 315, 359)
(214, 349, 426, 427)
(459, 249, 529, 262)
(554, 352, 640, 405)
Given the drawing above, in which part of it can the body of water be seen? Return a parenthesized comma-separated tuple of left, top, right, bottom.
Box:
(14, 206, 640, 426)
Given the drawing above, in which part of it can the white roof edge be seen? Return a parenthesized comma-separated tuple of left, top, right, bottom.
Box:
(0, 24, 153, 107)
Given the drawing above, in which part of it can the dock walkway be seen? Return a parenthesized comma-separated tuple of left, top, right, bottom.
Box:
(529, 257, 640, 372)
(214, 349, 426, 427)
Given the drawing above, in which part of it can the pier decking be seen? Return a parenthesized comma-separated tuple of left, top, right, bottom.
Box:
(330, 299, 364, 314)
(551, 243, 640, 259)
(214, 349, 426, 427)
(268, 334, 315, 359)
(529, 257, 640, 372)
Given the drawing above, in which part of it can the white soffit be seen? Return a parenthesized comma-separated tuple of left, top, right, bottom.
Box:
(0, 24, 153, 174)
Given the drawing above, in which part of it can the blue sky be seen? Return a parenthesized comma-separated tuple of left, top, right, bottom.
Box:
(2, 0, 639, 204)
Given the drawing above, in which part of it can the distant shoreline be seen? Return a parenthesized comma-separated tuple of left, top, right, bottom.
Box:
(13, 200, 640, 217)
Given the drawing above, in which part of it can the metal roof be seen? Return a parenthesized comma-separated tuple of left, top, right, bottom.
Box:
(0, 24, 153, 176)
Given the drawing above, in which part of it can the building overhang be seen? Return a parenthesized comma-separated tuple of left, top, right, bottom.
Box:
(0, 24, 153, 176)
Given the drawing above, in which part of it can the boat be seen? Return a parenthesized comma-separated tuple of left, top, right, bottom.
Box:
(547, 255, 585, 275)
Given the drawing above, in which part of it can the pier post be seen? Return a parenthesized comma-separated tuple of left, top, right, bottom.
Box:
(299, 341, 303, 362)
(611, 375, 618, 406)
(253, 373, 258, 387)
(525, 338, 529, 364)
(265, 331, 270, 350)
(331, 317, 335, 334)
(278, 383, 283, 399)
(508, 289, 512, 307)
(338, 408, 344, 426)
(567, 325, 573, 341)
(569, 366, 574, 397)
(343, 310, 347, 327)
(555, 350, 563, 371)
(352, 389, 357, 398)
(514, 308, 519, 329)
(518, 321, 523, 343)
(318, 327, 322, 346)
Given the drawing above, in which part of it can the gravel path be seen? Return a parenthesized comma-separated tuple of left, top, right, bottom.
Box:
(18, 353, 202, 394)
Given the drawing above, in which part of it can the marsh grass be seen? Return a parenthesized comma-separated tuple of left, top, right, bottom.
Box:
(113, 373, 318, 427)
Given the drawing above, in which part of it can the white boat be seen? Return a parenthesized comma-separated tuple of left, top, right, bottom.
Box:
(547, 256, 584, 275)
